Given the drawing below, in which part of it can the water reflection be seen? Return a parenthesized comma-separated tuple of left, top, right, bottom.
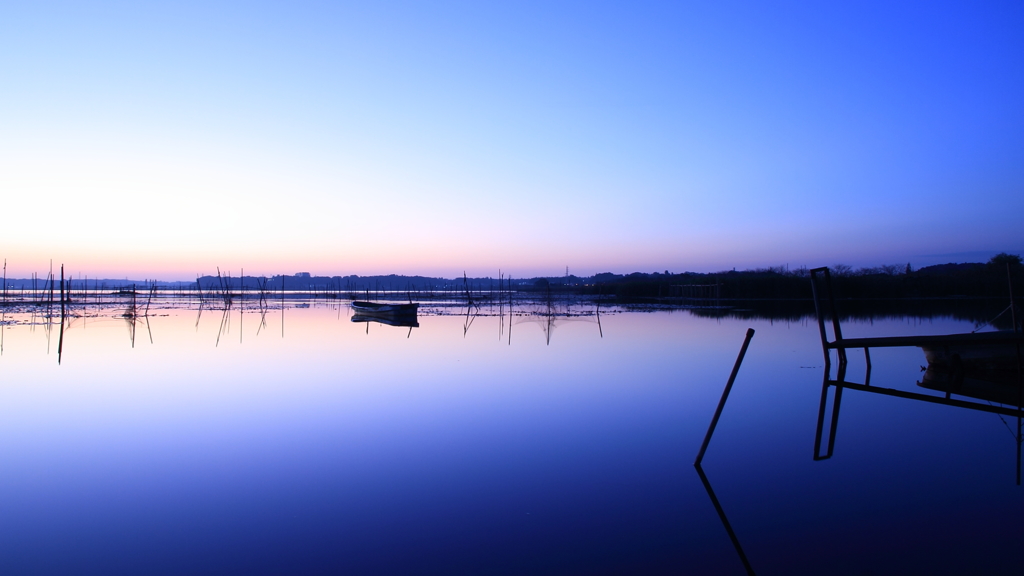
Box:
(694, 464, 756, 576)
(689, 288, 1024, 573)
(694, 328, 757, 575)
(19, 298, 617, 352)
(690, 298, 1020, 327)
(514, 299, 603, 345)
(351, 313, 419, 338)
(4, 302, 1024, 573)
(814, 354, 1024, 483)
(807, 266, 1024, 484)
(119, 286, 155, 349)
(215, 307, 231, 347)
(919, 363, 1022, 405)
(350, 314, 419, 329)
(462, 302, 478, 337)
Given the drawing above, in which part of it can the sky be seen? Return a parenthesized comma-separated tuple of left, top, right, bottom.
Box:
(1, 1, 1022, 280)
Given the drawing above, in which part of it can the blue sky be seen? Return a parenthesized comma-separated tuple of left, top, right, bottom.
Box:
(1, 1, 1022, 279)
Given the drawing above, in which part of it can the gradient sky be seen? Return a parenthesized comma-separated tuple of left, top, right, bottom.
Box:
(2, 1, 1022, 279)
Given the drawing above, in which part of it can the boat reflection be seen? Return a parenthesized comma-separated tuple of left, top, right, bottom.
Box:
(919, 363, 1023, 405)
(350, 314, 419, 328)
(351, 312, 419, 338)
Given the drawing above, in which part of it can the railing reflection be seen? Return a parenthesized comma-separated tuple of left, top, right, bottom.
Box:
(814, 357, 1024, 484)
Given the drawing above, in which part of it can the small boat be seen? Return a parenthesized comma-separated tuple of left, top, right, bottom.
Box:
(918, 331, 1023, 404)
(351, 301, 419, 315)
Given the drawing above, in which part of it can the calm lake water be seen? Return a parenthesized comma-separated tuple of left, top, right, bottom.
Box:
(0, 302, 1021, 575)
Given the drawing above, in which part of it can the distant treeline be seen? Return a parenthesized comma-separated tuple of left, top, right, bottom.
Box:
(581, 254, 1024, 301)
(195, 273, 523, 293)
(4, 253, 1020, 302)
(209, 254, 1020, 301)
(0, 277, 193, 291)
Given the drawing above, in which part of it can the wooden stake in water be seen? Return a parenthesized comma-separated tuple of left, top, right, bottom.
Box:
(695, 328, 755, 466)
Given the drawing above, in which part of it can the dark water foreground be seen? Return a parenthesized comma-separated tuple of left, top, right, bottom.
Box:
(0, 302, 1021, 575)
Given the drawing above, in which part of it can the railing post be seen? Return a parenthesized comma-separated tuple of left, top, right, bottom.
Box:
(822, 268, 847, 365)
(809, 268, 831, 366)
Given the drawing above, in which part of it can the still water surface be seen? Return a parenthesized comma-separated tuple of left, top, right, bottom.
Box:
(0, 304, 1021, 574)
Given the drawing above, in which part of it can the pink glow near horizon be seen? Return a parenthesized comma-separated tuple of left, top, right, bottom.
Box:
(2, 3, 1022, 280)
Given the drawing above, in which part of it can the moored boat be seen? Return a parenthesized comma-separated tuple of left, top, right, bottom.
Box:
(919, 330, 1022, 372)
